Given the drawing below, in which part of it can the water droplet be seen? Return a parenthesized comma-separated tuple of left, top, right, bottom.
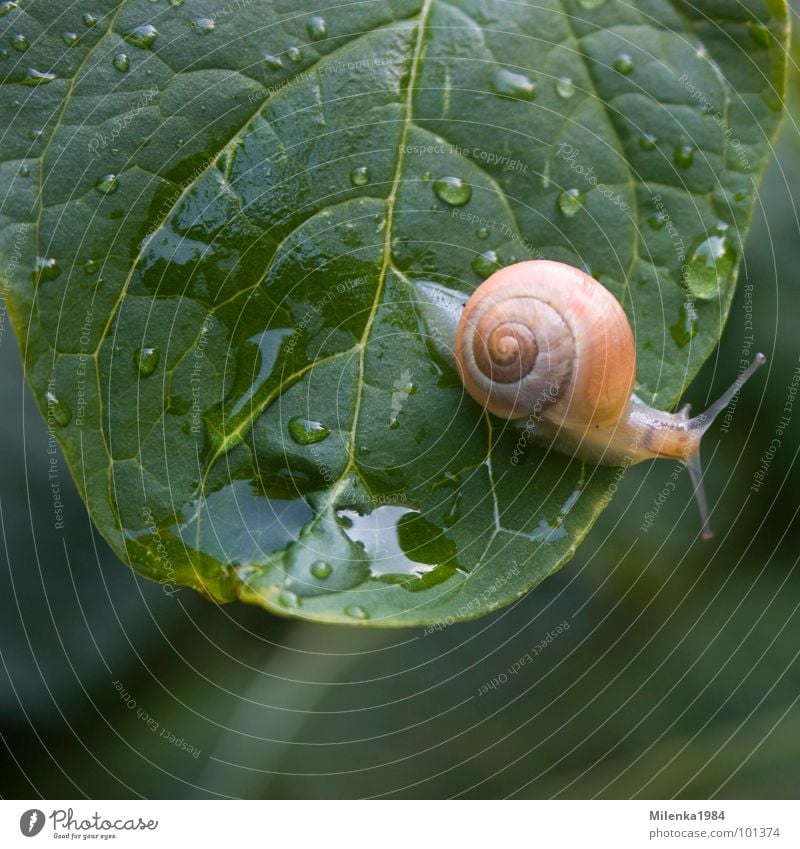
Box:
(613, 53, 633, 75)
(638, 133, 657, 151)
(21, 68, 56, 85)
(112, 52, 129, 72)
(0, 2, 18, 18)
(670, 303, 698, 348)
(62, 31, 78, 46)
(555, 76, 575, 99)
(83, 259, 99, 274)
(169, 0, 184, 6)
(674, 144, 694, 168)
(350, 164, 370, 187)
(476, 226, 490, 239)
(685, 231, 736, 300)
(278, 589, 300, 608)
(82, 12, 97, 27)
(134, 346, 160, 377)
(490, 68, 536, 101)
(344, 604, 369, 621)
(264, 53, 282, 70)
(287, 46, 302, 63)
(305, 15, 326, 41)
(10, 33, 28, 52)
(35, 256, 59, 282)
(124, 24, 158, 50)
(747, 21, 772, 46)
(421, 170, 432, 182)
(647, 211, 667, 230)
(578, 0, 607, 8)
(95, 173, 119, 194)
(45, 390, 71, 426)
(557, 188, 584, 217)
(191, 17, 215, 34)
(433, 175, 471, 207)
(310, 560, 332, 580)
(472, 249, 501, 278)
(288, 416, 331, 445)
(28, 128, 42, 141)
(19, 164, 29, 177)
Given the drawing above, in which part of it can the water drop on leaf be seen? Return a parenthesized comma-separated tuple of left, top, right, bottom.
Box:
(674, 144, 694, 168)
(613, 53, 633, 74)
(490, 68, 536, 101)
(10, 33, 28, 52)
(306, 16, 326, 41)
(350, 165, 370, 187)
(288, 416, 331, 445)
(557, 188, 584, 217)
(62, 31, 78, 46)
(21, 68, 56, 85)
(433, 175, 471, 207)
(45, 391, 72, 426)
(95, 173, 119, 194)
(310, 560, 332, 580)
(555, 76, 575, 99)
(472, 249, 501, 278)
(124, 24, 158, 49)
(134, 346, 160, 377)
(344, 605, 369, 621)
(112, 52, 129, 72)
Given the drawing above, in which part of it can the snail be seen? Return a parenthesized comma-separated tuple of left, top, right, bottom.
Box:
(415, 259, 766, 540)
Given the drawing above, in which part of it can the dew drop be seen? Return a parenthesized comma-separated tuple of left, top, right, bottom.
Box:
(82, 12, 97, 27)
(613, 53, 633, 75)
(288, 416, 331, 445)
(19, 164, 28, 177)
(62, 31, 78, 47)
(344, 604, 369, 621)
(305, 15, 326, 41)
(432, 175, 471, 207)
(490, 68, 536, 101)
(95, 173, 119, 194)
(278, 589, 300, 609)
(472, 249, 501, 278)
(647, 211, 667, 230)
(349, 165, 371, 187)
(638, 133, 657, 151)
(45, 390, 71, 426)
(685, 230, 736, 300)
(21, 68, 56, 85)
(555, 76, 575, 99)
(0, 2, 18, 17)
(287, 46, 302, 63)
(83, 258, 99, 274)
(10, 33, 28, 52)
(35, 256, 59, 282)
(124, 24, 158, 49)
(134, 346, 160, 377)
(557, 188, 584, 217)
(476, 225, 490, 239)
(28, 128, 42, 140)
(674, 144, 694, 168)
(191, 17, 215, 34)
(310, 560, 332, 580)
(264, 53, 282, 70)
(112, 52, 129, 72)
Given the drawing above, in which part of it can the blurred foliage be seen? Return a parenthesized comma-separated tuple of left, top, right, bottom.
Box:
(1, 7, 799, 799)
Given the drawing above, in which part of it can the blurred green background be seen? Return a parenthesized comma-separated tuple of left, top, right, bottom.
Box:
(1, 9, 799, 800)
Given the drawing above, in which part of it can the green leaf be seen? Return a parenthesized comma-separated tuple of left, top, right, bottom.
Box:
(0, 0, 788, 625)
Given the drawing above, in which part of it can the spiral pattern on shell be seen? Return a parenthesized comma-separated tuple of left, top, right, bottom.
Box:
(455, 260, 636, 426)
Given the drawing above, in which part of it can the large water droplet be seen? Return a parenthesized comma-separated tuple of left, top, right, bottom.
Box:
(613, 53, 633, 74)
(288, 416, 331, 445)
(95, 173, 119, 194)
(35, 256, 59, 282)
(286, 46, 302, 63)
(45, 390, 72, 426)
(433, 175, 471, 207)
(674, 144, 694, 168)
(191, 17, 215, 34)
(472, 249, 501, 278)
(344, 605, 369, 621)
(264, 53, 282, 70)
(670, 303, 698, 348)
(685, 230, 736, 300)
(278, 589, 300, 609)
(82, 12, 97, 27)
(555, 76, 575, 99)
(490, 68, 536, 101)
(21, 68, 56, 85)
(557, 188, 584, 217)
(10, 33, 29, 52)
(350, 165, 370, 187)
(112, 52, 129, 72)
(62, 31, 78, 47)
(124, 24, 158, 49)
(0, 2, 18, 18)
(310, 560, 332, 580)
(134, 346, 160, 376)
(305, 15, 326, 41)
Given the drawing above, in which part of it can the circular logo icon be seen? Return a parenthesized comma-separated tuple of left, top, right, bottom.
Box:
(19, 810, 45, 837)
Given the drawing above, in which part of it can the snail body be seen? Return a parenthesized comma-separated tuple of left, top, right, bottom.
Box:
(415, 260, 766, 539)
